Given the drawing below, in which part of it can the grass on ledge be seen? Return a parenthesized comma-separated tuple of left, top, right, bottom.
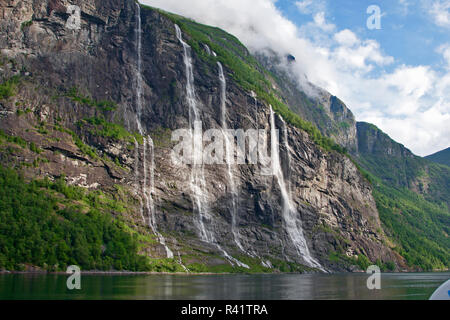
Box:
(0, 76, 21, 100)
(77, 117, 144, 145)
(65, 87, 117, 112)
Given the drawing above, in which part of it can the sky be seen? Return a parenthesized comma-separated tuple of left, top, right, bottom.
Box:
(141, 0, 450, 156)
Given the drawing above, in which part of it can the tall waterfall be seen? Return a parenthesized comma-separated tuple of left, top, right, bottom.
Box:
(175, 25, 248, 269)
(147, 137, 174, 258)
(175, 24, 210, 242)
(134, 3, 173, 259)
(134, 4, 144, 135)
(269, 107, 323, 270)
(218, 62, 245, 253)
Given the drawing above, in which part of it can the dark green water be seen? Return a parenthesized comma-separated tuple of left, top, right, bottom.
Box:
(0, 273, 448, 300)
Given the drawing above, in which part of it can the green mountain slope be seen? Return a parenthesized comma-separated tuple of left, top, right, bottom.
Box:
(357, 122, 450, 208)
(426, 147, 450, 167)
(356, 122, 449, 270)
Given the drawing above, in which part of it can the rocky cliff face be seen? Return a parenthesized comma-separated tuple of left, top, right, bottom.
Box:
(255, 51, 358, 153)
(0, 0, 405, 272)
(356, 122, 450, 209)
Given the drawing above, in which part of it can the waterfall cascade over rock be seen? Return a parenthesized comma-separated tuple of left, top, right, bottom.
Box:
(270, 107, 323, 270)
(134, 4, 173, 259)
(218, 62, 245, 253)
(175, 24, 211, 243)
(176, 25, 249, 269)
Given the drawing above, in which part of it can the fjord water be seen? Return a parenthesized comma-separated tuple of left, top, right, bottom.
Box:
(0, 273, 448, 300)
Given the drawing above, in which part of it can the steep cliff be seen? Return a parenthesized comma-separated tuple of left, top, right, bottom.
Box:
(255, 51, 358, 153)
(0, 0, 412, 272)
(355, 122, 449, 270)
(254, 49, 449, 271)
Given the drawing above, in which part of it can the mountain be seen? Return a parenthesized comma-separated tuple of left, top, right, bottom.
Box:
(426, 147, 450, 167)
(0, 0, 447, 273)
(255, 50, 450, 270)
(356, 123, 450, 206)
(355, 123, 449, 270)
(255, 51, 358, 153)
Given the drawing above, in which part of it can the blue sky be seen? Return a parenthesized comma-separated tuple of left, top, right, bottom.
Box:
(278, 0, 449, 71)
(144, 0, 450, 156)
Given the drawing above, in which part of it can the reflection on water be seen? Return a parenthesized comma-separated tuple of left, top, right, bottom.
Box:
(0, 273, 448, 300)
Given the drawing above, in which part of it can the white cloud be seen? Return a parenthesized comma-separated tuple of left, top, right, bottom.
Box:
(429, 0, 450, 27)
(333, 33, 394, 71)
(295, 0, 326, 15)
(334, 29, 359, 47)
(295, 0, 313, 14)
(312, 12, 335, 32)
(437, 43, 450, 68)
(141, 0, 450, 156)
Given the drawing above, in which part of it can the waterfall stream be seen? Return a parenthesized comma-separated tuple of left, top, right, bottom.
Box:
(134, 4, 173, 260)
(218, 62, 245, 253)
(175, 24, 210, 242)
(175, 25, 248, 269)
(269, 107, 323, 270)
(135, 4, 144, 135)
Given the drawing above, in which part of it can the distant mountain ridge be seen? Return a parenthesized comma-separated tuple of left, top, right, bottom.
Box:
(426, 147, 450, 167)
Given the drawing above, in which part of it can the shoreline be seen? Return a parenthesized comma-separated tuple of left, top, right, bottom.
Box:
(1, 270, 448, 276)
(0, 270, 224, 276)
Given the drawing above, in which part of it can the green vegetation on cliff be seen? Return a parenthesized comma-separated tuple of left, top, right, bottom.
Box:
(357, 123, 450, 271)
(0, 76, 20, 100)
(374, 183, 449, 270)
(0, 165, 151, 271)
(426, 147, 450, 167)
(77, 117, 143, 144)
(0, 164, 305, 273)
(65, 87, 117, 112)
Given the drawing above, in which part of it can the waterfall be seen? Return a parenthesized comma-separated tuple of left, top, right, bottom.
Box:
(147, 138, 174, 259)
(218, 62, 245, 253)
(175, 24, 210, 242)
(134, 138, 145, 225)
(203, 44, 212, 56)
(178, 251, 189, 273)
(269, 107, 323, 270)
(133, 3, 174, 259)
(175, 25, 248, 269)
(251, 91, 258, 124)
(134, 3, 144, 135)
(174, 25, 200, 126)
